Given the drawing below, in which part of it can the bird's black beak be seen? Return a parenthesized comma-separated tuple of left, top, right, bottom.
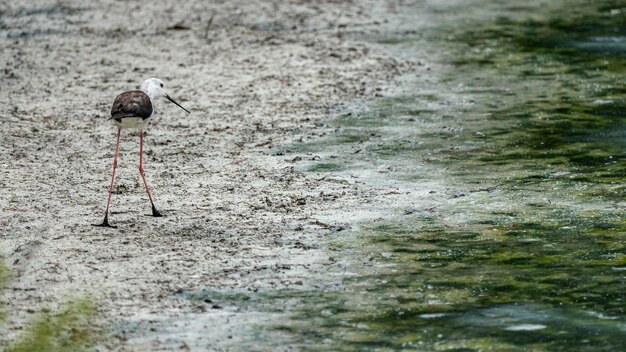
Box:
(165, 93, 191, 114)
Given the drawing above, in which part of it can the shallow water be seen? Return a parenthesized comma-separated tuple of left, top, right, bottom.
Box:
(188, 1, 626, 349)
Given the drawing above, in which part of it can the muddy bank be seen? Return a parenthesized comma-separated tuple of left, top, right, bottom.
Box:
(0, 0, 427, 349)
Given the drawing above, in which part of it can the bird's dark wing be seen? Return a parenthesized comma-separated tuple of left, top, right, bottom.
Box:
(110, 90, 153, 121)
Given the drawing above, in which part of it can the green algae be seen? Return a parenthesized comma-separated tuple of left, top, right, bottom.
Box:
(355, 1, 626, 347)
(308, 162, 345, 172)
(0, 261, 98, 351)
(315, 0, 625, 349)
(5, 299, 97, 352)
(0, 262, 7, 321)
(320, 212, 626, 350)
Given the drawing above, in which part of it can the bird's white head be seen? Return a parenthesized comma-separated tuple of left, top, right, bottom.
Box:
(140, 78, 166, 101)
(140, 77, 190, 114)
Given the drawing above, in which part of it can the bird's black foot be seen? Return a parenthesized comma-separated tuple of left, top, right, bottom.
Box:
(92, 214, 117, 228)
(150, 204, 163, 217)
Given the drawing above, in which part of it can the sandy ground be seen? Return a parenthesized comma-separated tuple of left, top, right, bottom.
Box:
(0, 0, 431, 349)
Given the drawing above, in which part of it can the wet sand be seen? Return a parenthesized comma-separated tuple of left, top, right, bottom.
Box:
(0, 0, 430, 349)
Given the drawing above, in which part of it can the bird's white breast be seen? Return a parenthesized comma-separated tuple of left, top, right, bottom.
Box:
(112, 117, 149, 129)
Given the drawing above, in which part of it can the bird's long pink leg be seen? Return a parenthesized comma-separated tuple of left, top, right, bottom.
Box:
(139, 130, 162, 217)
(93, 128, 121, 228)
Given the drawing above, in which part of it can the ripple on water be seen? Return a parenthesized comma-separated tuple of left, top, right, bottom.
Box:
(504, 324, 548, 331)
(569, 36, 626, 53)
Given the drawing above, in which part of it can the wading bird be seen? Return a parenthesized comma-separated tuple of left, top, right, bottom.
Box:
(94, 78, 190, 228)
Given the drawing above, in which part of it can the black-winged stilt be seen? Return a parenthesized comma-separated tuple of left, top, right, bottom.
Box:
(94, 78, 190, 228)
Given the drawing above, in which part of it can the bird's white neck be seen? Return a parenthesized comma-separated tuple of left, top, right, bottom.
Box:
(141, 85, 160, 103)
